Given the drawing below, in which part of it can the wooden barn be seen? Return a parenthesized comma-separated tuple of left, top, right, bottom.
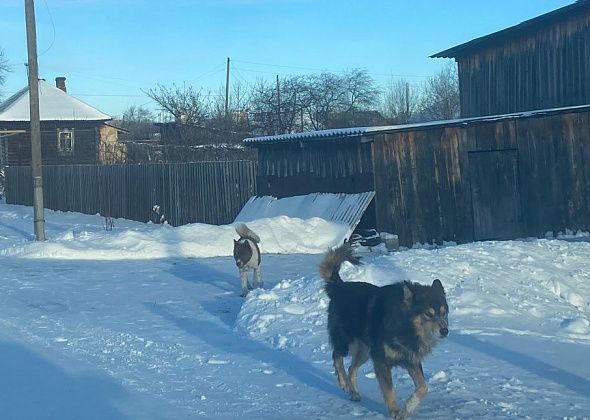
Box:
(432, 0, 590, 117)
(244, 1, 590, 247)
(0, 77, 119, 167)
(245, 105, 590, 247)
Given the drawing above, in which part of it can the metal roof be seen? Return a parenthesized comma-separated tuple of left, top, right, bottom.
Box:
(244, 104, 590, 145)
(244, 127, 368, 144)
(432, 0, 590, 59)
(0, 80, 111, 122)
(234, 191, 376, 240)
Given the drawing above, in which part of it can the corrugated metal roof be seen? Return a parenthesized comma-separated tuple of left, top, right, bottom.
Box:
(432, 1, 590, 59)
(234, 191, 376, 240)
(0, 80, 111, 122)
(244, 127, 368, 144)
(244, 104, 590, 145)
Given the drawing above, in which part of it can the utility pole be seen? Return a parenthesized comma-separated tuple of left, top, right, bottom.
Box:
(25, 0, 46, 241)
(276, 75, 281, 133)
(224, 57, 230, 121)
(405, 82, 410, 118)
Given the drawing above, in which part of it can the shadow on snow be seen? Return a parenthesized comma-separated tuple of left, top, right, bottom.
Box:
(0, 339, 129, 420)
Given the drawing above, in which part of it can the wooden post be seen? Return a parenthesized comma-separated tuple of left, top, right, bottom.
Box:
(276, 75, 281, 133)
(225, 57, 230, 121)
(25, 0, 46, 241)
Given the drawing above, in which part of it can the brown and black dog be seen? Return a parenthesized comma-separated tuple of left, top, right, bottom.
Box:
(319, 243, 449, 419)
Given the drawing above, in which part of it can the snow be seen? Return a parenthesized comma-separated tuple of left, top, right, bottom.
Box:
(234, 192, 374, 241)
(0, 199, 589, 419)
(0, 80, 111, 122)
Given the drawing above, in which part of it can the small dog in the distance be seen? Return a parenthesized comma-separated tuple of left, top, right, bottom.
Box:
(151, 204, 167, 224)
(233, 223, 262, 297)
(319, 243, 449, 419)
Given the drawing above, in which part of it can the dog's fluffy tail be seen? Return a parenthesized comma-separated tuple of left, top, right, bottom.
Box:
(235, 223, 260, 243)
(319, 242, 361, 290)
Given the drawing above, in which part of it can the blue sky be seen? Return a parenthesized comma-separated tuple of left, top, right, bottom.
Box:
(0, 0, 574, 118)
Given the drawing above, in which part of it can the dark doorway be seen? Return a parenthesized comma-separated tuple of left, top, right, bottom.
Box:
(469, 149, 522, 241)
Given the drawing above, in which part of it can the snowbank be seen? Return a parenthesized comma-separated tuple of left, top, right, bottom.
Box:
(0, 204, 349, 259)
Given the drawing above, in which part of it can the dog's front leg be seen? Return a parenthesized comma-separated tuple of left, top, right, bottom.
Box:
(253, 265, 263, 289)
(239, 269, 251, 297)
(399, 363, 428, 418)
(374, 359, 400, 418)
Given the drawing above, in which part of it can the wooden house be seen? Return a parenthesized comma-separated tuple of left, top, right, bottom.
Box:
(0, 77, 119, 167)
(432, 0, 590, 117)
(245, 105, 590, 247)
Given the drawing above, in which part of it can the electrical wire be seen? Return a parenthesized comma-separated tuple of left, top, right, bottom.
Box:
(38, 0, 56, 57)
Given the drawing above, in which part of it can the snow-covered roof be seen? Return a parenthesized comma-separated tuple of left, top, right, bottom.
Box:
(0, 80, 111, 122)
(243, 103, 590, 145)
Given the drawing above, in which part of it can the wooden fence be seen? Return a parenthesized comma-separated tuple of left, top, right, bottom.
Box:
(4, 161, 257, 226)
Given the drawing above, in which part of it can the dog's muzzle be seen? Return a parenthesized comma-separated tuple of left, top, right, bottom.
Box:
(440, 327, 449, 337)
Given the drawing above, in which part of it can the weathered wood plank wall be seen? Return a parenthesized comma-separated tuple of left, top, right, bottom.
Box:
(5, 161, 257, 226)
(1, 122, 100, 166)
(256, 140, 374, 197)
(373, 111, 590, 246)
(458, 14, 590, 117)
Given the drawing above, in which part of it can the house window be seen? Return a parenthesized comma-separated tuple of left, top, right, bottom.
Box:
(57, 129, 74, 155)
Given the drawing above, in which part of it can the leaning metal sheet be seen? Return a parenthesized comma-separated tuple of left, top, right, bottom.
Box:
(234, 191, 375, 239)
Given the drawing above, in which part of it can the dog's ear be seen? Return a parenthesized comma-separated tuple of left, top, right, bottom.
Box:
(402, 282, 413, 305)
(432, 279, 445, 294)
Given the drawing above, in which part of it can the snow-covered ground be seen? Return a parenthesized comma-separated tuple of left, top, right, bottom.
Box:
(0, 200, 589, 419)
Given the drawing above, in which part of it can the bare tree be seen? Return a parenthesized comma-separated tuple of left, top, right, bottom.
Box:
(302, 72, 346, 130)
(247, 78, 273, 135)
(419, 61, 460, 121)
(115, 105, 156, 141)
(342, 68, 381, 113)
(0, 48, 11, 99)
(249, 77, 301, 135)
(275, 76, 307, 133)
(230, 81, 251, 118)
(144, 83, 215, 145)
(145, 83, 210, 124)
(300, 69, 381, 129)
(381, 78, 421, 124)
(210, 81, 252, 133)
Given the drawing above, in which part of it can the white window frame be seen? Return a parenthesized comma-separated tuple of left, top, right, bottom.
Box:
(57, 128, 74, 155)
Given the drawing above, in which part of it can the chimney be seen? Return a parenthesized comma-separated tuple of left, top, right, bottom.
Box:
(55, 76, 67, 92)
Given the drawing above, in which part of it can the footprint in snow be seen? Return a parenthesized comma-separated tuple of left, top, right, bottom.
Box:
(207, 358, 230, 365)
(282, 304, 306, 315)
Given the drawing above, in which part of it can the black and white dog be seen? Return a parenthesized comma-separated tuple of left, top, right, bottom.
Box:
(233, 223, 262, 297)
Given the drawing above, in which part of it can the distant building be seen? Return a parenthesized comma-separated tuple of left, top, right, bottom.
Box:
(432, 0, 590, 117)
(0, 77, 123, 166)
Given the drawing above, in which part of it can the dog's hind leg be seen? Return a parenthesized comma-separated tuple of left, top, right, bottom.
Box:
(347, 339, 370, 401)
(332, 351, 352, 394)
(400, 363, 428, 418)
(374, 359, 400, 418)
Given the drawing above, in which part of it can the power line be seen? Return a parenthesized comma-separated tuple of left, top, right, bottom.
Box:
(232, 59, 332, 72)
(70, 93, 148, 97)
(38, 0, 56, 57)
(232, 58, 430, 79)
